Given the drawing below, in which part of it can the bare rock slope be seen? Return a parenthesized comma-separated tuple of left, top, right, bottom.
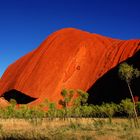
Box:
(0, 28, 140, 105)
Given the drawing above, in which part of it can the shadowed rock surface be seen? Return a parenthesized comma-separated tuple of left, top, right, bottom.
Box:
(2, 89, 37, 104)
(88, 50, 140, 105)
(0, 28, 140, 105)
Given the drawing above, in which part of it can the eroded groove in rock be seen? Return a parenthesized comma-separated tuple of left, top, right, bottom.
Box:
(1, 89, 37, 104)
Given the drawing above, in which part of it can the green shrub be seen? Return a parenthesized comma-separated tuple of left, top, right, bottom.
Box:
(120, 98, 134, 118)
(100, 103, 118, 123)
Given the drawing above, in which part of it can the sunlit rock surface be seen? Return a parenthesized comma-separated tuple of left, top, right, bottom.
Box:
(0, 28, 140, 105)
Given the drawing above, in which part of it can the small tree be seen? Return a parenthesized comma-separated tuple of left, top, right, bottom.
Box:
(59, 89, 74, 108)
(59, 89, 89, 118)
(119, 62, 140, 128)
(48, 102, 57, 120)
(101, 103, 118, 124)
(81, 105, 93, 118)
(59, 89, 74, 119)
(120, 98, 134, 118)
(72, 89, 89, 118)
(76, 89, 89, 105)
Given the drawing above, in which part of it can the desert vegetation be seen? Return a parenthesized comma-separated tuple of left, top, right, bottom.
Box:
(0, 94, 140, 139)
(119, 62, 140, 128)
(0, 62, 140, 139)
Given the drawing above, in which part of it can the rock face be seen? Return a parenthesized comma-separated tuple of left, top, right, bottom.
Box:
(0, 97, 9, 107)
(0, 28, 140, 105)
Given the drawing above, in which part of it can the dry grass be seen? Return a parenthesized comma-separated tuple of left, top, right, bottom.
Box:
(0, 118, 140, 139)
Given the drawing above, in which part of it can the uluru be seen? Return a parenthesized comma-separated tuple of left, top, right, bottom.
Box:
(0, 28, 140, 106)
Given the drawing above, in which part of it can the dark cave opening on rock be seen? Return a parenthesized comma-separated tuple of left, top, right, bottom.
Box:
(87, 50, 140, 105)
(1, 89, 37, 104)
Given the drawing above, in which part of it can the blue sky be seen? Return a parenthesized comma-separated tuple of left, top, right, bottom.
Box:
(0, 0, 140, 76)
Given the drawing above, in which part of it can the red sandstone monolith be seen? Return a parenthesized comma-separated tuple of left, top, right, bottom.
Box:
(0, 28, 140, 105)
